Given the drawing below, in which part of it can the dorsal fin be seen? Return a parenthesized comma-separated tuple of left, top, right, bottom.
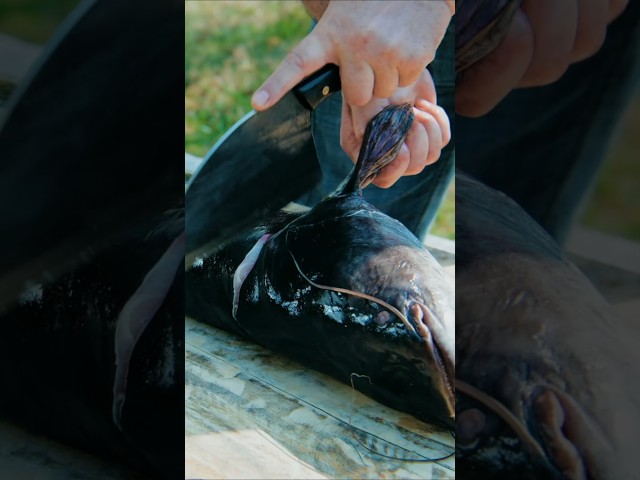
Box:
(339, 103, 414, 195)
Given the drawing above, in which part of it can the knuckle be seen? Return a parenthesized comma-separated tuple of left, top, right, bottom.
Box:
(531, 60, 570, 85)
(348, 28, 377, 53)
(373, 82, 394, 99)
(285, 48, 308, 73)
(426, 149, 441, 165)
(375, 39, 395, 59)
(456, 93, 495, 117)
(573, 29, 606, 60)
(347, 90, 370, 107)
(375, 177, 394, 189)
(398, 54, 429, 84)
(610, 0, 629, 19)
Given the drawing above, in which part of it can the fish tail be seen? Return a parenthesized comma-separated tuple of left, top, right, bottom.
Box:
(341, 104, 414, 194)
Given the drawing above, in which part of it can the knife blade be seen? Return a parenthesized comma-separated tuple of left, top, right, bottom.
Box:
(185, 63, 341, 267)
(0, 0, 183, 311)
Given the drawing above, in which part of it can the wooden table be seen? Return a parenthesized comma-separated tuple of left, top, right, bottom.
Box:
(185, 317, 455, 480)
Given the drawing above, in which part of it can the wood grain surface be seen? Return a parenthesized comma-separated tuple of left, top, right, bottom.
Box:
(185, 317, 455, 479)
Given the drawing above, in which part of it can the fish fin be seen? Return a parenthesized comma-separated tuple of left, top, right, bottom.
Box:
(232, 233, 272, 319)
(339, 104, 414, 195)
(112, 231, 184, 430)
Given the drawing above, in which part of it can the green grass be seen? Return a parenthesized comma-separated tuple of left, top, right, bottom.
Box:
(582, 92, 640, 241)
(185, 0, 455, 240)
(185, 1, 310, 157)
(0, 0, 79, 43)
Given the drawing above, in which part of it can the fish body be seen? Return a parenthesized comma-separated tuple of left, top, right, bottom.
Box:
(186, 105, 456, 428)
(0, 209, 184, 478)
(455, 172, 640, 479)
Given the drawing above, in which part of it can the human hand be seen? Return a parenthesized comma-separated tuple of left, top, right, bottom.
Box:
(341, 69, 451, 188)
(250, 0, 454, 110)
(456, 0, 629, 117)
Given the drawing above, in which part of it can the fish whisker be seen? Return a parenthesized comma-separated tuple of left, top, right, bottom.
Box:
(287, 247, 418, 336)
(456, 379, 548, 461)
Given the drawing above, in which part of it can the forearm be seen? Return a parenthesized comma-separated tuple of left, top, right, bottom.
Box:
(302, 0, 454, 20)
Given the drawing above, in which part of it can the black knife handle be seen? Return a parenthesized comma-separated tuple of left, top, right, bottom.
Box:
(293, 63, 341, 111)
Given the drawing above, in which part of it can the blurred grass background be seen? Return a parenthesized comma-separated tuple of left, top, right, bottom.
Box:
(0, 0, 636, 243)
(582, 92, 640, 241)
(185, 0, 456, 240)
(0, 0, 78, 43)
(185, 0, 640, 244)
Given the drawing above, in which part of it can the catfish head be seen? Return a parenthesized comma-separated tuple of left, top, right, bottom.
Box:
(192, 104, 456, 428)
(455, 173, 640, 479)
(281, 210, 456, 427)
(271, 104, 456, 426)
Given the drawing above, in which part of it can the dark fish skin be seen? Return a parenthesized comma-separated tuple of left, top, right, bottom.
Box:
(455, 172, 640, 479)
(186, 104, 456, 428)
(0, 209, 184, 479)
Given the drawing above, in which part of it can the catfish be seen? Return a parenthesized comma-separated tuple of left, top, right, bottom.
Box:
(186, 104, 456, 428)
(455, 172, 640, 479)
(0, 208, 184, 479)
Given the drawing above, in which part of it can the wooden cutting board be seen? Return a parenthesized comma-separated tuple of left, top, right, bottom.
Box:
(185, 317, 455, 479)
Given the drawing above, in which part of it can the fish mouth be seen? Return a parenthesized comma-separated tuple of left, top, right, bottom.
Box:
(408, 300, 455, 421)
(456, 381, 614, 480)
(286, 243, 455, 424)
(529, 386, 614, 480)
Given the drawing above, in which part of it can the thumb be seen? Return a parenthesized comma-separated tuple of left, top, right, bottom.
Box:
(251, 33, 329, 111)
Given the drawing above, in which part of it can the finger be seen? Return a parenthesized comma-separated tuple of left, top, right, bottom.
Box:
(349, 98, 388, 141)
(339, 99, 360, 162)
(456, 9, 534, 117)
(340, 60, 375, 106)
(518, 0, 577, 87)
(412, 69, 438, 105)
(572, 0, 607, 62)
(371, 63, 400, 99)
(412, 108, 443, 165)
(372, 143, 410, 188)
(608, 0, 629, 22)
(252, 33, 329, 110)
(415, 99, 451, 146)
(397, 63, 424, 87)
(403, 122, 430, 175)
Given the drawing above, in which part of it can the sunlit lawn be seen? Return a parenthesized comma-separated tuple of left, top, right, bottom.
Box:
(0, 0, 78, 43)
(582, 92, 640, 241)
(3, 0, 635, 244)
(185, 0, 455, 240)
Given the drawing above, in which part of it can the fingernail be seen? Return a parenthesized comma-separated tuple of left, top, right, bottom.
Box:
(252, 90, 270, 107)
(400, 143, 409, 154)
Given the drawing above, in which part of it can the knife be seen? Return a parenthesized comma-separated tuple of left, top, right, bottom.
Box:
(0, 0, 183, 311)
(185, 63, 341, 267)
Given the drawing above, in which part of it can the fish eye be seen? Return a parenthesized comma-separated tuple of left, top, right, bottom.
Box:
(457, 408, 486, 446)
(374, 310, 391, 325)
